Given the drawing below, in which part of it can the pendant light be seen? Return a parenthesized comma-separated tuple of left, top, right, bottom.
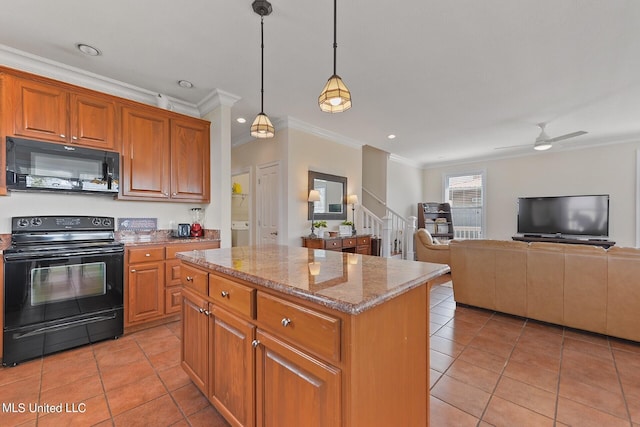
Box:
(318, 0, 351, 113)
(251, 0, 275, 138)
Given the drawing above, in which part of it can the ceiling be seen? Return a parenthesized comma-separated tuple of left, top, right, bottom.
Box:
(2, 1, 640, 168)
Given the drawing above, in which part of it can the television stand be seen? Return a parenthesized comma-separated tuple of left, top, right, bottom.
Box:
(512, 235, 616, 249)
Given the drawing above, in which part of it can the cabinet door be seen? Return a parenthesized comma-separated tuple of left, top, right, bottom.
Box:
(181, 287, 209, 393)
(209, 306, 256, 427)
(121, 106, 171, 199)
(165, 286, 182, 315)
(170, 118, 210, 202)
(127, 261, 165, 324)
(255, 330, 341, 427)
(11, 77, 68, 142)
(69, 92, 116, 150)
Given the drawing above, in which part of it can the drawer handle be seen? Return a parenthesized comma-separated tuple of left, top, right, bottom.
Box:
(186, 276, 193, 282)
(198, 308, 204, 313)
(251, 339, 260, 348)
(204, 310, 211, 316)
(130, 269, 136, 273)
(145, 253, 151, 257)
(281, 318, 292, 327)
(221, 291, 229, 298)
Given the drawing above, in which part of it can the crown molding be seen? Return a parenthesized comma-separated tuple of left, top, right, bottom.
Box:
(283, 116, 364, 149)
(198, 89, 241, 115)
(0, 44, 201, 117)
(389, 153, 423, 169)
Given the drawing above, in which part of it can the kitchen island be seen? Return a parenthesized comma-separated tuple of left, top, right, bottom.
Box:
(177, 245, 449, 427)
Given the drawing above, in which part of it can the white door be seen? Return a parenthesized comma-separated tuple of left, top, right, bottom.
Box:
(257, 163, 281, 245)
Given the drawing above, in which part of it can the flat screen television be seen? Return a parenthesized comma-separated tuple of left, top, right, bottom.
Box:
(517, 195, 609, 237)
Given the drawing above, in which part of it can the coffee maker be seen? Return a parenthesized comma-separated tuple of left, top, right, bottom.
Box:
(190, 208, 204, 237)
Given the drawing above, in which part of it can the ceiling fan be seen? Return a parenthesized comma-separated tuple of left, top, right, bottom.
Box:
(496, 123, 588, 151)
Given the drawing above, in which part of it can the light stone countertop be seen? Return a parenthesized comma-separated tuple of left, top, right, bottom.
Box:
(177, 244, 450, 315)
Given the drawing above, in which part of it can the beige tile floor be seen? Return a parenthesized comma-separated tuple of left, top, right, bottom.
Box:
(0, 281, 638, 426)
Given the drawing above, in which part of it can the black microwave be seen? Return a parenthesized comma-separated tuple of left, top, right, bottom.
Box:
(5, 137, 120, 195)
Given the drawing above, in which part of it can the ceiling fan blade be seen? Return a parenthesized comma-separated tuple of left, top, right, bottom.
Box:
(494, 144, 529, 150)
(547, 131, 587, 143)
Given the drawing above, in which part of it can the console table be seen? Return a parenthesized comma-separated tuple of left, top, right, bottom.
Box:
(512, 235, 616, 249)
(302, 235, 372, 255)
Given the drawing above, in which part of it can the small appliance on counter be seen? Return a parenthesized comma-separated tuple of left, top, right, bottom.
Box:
(175, 223, 191, 237)
(190, 208, 204, 237)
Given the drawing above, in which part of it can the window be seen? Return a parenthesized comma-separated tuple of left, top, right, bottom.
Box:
(444, 172, 485, 239)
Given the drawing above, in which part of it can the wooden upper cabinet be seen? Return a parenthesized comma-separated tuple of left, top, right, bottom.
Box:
(9, 76, 117, 150)
(69, 92, 116, 150)
(11, 77, 68, 142)
(121, 106, 171, 199)
(171, 118, 210, 202)
(121, 107, 210, 202)
(0, 74, 6, 196)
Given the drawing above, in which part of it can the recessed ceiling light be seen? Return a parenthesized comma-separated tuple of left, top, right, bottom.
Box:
(178, 80, 193, 88)
(236, 117, 247, 124)
(387, 134, 396, 140)
(76, 43, 101, 56)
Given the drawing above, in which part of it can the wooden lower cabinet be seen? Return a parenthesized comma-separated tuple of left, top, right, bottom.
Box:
(126, 241, 220, 327)
(181, 287, 209, 392)
(180, 264, 427, 427)
(127, 261, 165, 323)
(209, 306, 256, 427)
(255, 330, 341, 427)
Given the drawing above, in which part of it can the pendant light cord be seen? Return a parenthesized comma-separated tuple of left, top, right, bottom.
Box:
(260, 16, 265, 113)
(333, 0, 337, 76)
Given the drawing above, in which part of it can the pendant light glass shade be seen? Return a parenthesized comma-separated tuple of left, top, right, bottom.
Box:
(250, 112, 275, 138)
(319, 75, 351, 113)
(319, 0, 351, 113)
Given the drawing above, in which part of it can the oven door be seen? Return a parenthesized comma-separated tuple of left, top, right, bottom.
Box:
(3, 247, 124, 329)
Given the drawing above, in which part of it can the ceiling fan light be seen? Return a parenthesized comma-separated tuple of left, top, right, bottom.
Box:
(319, 75, 352, 113)
(534, 141, 552, 151)
(250, 113, 275, 138)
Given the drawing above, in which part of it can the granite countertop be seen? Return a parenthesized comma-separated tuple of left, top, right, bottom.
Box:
(177, 245, 449, 315)
(116, 229, 220, 246)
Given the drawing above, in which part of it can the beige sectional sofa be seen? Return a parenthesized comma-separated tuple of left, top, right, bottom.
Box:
(449, 239, 640, 342)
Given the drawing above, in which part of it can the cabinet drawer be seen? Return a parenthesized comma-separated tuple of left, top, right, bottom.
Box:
(209, 274, 255, 319)
(357, 236, 370, 246)
(342, 238, 357, 248)
(166, 241, 219, 259)
(181, 263, 209, 295)
(257, 292, 340, 362)
(324, 239, 342, 250)
(128, 246, 165, 263)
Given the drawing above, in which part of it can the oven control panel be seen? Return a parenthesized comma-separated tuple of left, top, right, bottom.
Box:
(12, 216, 116, 232)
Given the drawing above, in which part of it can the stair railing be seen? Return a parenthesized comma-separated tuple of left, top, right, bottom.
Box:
(360, 188, 416, 259)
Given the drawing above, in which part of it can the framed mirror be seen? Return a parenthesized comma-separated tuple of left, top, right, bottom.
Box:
(308, 170, 347, 220)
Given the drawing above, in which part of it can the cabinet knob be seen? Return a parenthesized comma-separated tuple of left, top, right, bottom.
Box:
(204, 310, 211, 316)
(198, 308, 204, 313)
(221, 291, 229, 298)
(59, 134, 66, 138)
(281, 318, 292, 327)
(186, 276, 193, 282)
(251, 339, 260, 348)
(172, 192, 177, 196)
(145, 253, 151, 257)
(72, 136, 78, 140)
(130, 269, 136, 273)
(163, 192, 169, 197)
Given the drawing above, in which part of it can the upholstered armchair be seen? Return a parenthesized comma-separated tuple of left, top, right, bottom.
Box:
(415, 228, 450, 265)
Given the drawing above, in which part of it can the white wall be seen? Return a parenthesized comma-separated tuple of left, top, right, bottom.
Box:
(0, 191, 204, 233)
(287, 128, 362, 246)
(387, 157, 424, 220)
(423, 141, 640, 247)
